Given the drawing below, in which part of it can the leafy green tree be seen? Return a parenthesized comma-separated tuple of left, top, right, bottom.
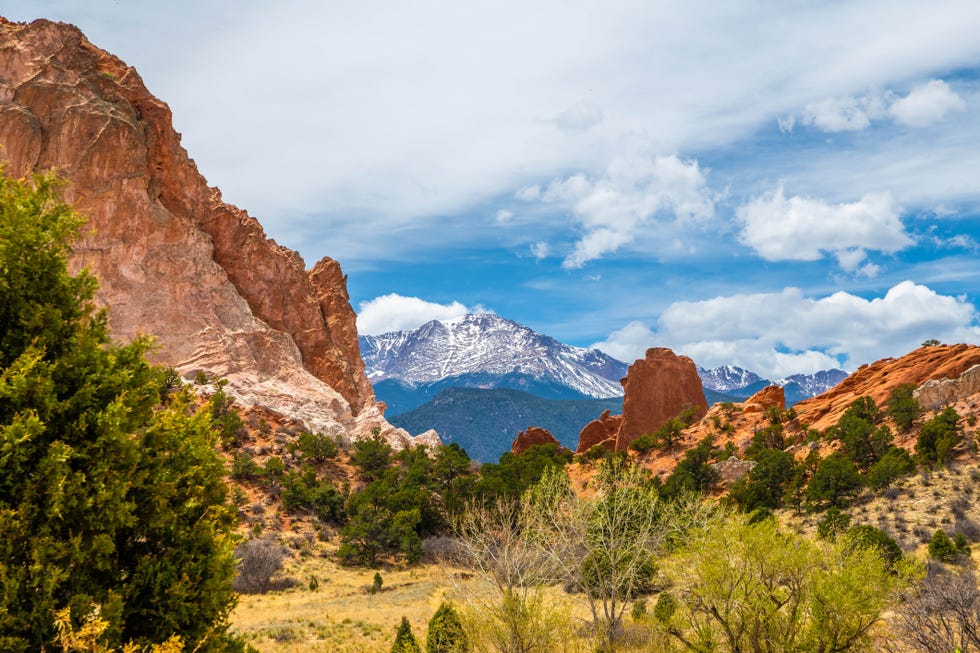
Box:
(744, 423, 786, 459)
(391, 617, 422, 653)
(843, 525, 903, 568)
(929, 529, 960, 562)
(655, 514, 909, 653)
(816, 507, 851, 541)
(0, 170, 240, 651)
(865, 446, 915, 490)
(916, 407, 962, 466)
(351, 433, 394, 482)
(662, 436, 721, 499)
(828, 397, 893, 471)
(652, 417, 685, 450)
(806, 453, 863, 508)
(427, 601, 470, 653)
(280, 464, 345, 523)
(728, 448, 795, 511)
(887, 383, 921, 431)
(295, 431, 338, 462)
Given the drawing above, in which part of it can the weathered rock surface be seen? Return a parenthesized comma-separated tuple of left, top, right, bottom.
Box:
(576, 410, 622, 454)
(794, 344, 980, 431)
(511, 426, 563, 456)
(575, 348, 707, 453)
(615, 348, 708, 451)
(915, 364, 980, 410)
(742, 385, 785, 413)
(711, 457, 757, 484)
(0, 18, 427, 447)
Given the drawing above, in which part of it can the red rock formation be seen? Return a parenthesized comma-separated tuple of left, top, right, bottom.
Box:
(615, 348, 708, 451)
(742, 385, 785, 413)
(511, 427, 563, 456)
(576, 410, 621, 454)
(574, 348, 708, 453)
(795, 344, 980, 431)
(0, 18, 420, 446)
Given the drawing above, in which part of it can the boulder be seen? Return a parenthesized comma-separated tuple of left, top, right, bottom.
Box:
(511, 427, 562, 456)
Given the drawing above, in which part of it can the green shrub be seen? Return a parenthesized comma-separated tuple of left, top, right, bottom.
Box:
(886, 383, 921, 431)
(929, 529, 960, 562)
(426, 601, 469, 653)
(391, 617, 422, 653)
(816, 507, 851, 540)
(865, 446, 915, 490)
(916, 407, 962, 466)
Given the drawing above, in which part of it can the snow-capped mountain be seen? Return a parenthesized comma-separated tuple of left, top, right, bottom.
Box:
(697, 365, 848, 403)
(696, 365, 766, 393)
(359, 314, 628, 400)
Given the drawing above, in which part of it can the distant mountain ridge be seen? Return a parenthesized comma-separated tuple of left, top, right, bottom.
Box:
(360, 315, 848, 419)
(360, 314, 629, 404)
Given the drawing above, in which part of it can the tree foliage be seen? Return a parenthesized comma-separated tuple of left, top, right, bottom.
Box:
(886, 383, 921, 432)
(915, 407, 962, 466)
(427, 601, 470, 653)
(0, 170, 240, 650)
(655, 515, 910, 653)
(391, 617, 422, 653)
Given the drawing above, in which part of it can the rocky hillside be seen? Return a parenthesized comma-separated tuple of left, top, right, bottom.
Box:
(0, 18, 418, 446)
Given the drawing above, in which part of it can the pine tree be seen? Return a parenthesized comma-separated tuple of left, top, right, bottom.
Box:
(391, 616, 422, 653)
(0, 169, 241, 651)
(427, 601, 469, 653)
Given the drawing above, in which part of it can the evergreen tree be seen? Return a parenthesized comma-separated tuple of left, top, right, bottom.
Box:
(426, 601, 469, 653)
(915, 407, 962, 466)
(806, 453, 863, 508)
(0, 170, 240, 651)
(886, 383, 921, 431)
(391, 616, 422, 653)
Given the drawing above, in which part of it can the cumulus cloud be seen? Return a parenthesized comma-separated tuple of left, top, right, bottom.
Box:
(592, 281, 980, 379)
(737, 188, 912, 270)
(495, 209, 513, 223)
(793, 80, 965, 133)
(889, 79, 966, 126)
(526, 153, 715, 268)
(357, 294, 487, 335)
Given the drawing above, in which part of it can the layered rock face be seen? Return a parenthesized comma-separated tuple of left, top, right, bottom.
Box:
(794, 344, 980, 431)
(0, 18, 420, 446)
(576, 347, 708, 452)
(510, 427, 563, 456)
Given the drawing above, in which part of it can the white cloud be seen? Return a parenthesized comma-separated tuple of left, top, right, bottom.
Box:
(889, 79, 966, 126)
(802, 95, 881, 132)
(593, 281, 980, 379)
(530, 241, 551, 260)
(495, 209, 513, 223)
(737, 188, 912, 269)
(356, 294, 487, 335)
(528, 153, 714, 268)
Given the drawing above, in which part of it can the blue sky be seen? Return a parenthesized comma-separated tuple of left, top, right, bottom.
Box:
(6, 1, 980, 378)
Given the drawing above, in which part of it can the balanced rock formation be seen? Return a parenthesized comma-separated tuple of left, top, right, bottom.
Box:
(511, 427, 563, 456)
(794, 344, 980, 431)
(742, 385, 785, 414)
(576, 347, 708, 453)
(0, 18, 426, 447)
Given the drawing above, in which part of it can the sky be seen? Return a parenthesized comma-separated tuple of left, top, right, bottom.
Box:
(6, 1, 980, 379)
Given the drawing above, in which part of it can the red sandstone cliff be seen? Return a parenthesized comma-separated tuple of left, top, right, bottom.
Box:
(0, 18, 420, 446)
(575, 347, 707, 453)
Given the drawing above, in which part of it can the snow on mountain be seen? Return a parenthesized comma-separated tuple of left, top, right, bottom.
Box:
(698, 364, 848, 401)
(359, 314, 628, 399)
(696, 365, 766, 393)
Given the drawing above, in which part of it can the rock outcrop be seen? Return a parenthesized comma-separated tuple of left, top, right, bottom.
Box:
(742, 385, 785, 413)
(510, 427, 563, 456)
(576, 410, 622, 454)
(0, 18, 426, 447)
(915, 364, 980, 410)
(575, 347, 708, 453)
(794, 344, 980, 431)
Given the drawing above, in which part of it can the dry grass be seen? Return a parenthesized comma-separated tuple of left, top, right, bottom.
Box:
(229, 539, 484, 652)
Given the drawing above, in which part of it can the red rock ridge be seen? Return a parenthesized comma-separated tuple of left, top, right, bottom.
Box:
(0, 18, 419, 446)
(510, 427, 564, 456)
(575, 347, 708, 453)
(794, 344, 980, 431)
